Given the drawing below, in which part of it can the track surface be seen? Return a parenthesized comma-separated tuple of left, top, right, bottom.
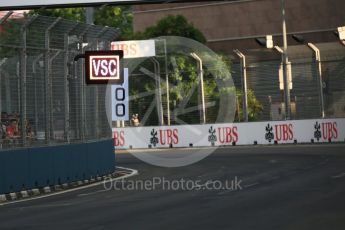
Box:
(1, 144, 345, 230)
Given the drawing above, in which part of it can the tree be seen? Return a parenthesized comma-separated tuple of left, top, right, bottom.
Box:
(235, 89, 264, 121)
(28, 8, 85, 22)
(144, 15, 206, 44)
(28, 6, 133, 40)
(130, 15, 235, 124)
(136, 16, 201, 123)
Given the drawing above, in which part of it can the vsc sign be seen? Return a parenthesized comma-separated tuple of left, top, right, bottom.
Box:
(85, 50, 123, 84)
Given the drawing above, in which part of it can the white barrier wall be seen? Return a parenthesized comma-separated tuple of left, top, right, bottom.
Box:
(113, 118, 345, 149)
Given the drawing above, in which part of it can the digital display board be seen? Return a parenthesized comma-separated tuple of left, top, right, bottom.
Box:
(85, 50, 123, 85)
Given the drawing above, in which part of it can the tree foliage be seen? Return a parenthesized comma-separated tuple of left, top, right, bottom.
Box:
(28, 6, 133, 40)
(235, 89, 264, 121)
(28, 8, 85, 22)
(143, 15, 206, 44)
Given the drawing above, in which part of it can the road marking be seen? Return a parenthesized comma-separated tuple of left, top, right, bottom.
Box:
(0, 166, 138, 206)
(77, 189, 107, 197)
(243, 182, 259, 188)
(331, 172, 345, 179)
(19, 202, 73, 210)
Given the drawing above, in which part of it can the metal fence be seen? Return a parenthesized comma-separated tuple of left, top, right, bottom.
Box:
(122, 40, 345, 127)
(232, 42, 345, 122)
(0, 12, 117, 149)
(2, 12, 344, 142)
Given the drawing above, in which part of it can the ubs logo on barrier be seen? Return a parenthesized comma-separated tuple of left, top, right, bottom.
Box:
(208, 126, 238, 145)
(218, 126, 238, 144)
(275, 124, 294, 141)
(314, 121, 338, 141)
(149, 128, 179, 147)
(114, 130, 125, 147)
(85, 50, 123, 84)
(265, 124, 274, 142)
(314, 122, 322, 141)
(150, 129, 159, 147)
(208, 126, 217, 146)
(265, 123, 294, 142)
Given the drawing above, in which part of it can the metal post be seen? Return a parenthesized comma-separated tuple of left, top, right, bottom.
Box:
(281, 0, 291, 119)
(308, 43, 325, 118)
(4, 72, 11, 113)
(268, 95, 273, 120)
(86, 7, 94, 25)
(274, 45, 292, 119)
(0, 12, 12, 132)
(20, 25, 27, 146)
(80, 52, 86, 141)
(32, 54, 43, 136)
(152, 58, 164, 125)
(94, 47, 100, 138)
(44, 17, 61, 143)
(191, 53, 206, 124)
(63, 24, 79, 143)
(234, 49, 249, 122)
(236, 95, 241, 122)
(0, 59, 8, 125)
(0, 61, 3, 128)
(78, 25, 91, 141)
(44, 26, 50, 143)
(163, 39, 171, 125)
(64, 36, 70, 143)
(19, 16, 37, 146)
(17, 62, 20, 113)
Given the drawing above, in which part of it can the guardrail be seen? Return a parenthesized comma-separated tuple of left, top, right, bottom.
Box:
(113, 118, 345, 149)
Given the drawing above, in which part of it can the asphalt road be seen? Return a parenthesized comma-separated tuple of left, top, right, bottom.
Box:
(1, 144, 345, 230)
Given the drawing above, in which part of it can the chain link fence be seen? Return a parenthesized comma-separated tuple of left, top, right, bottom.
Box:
(122, 40, 345, 127)
(2, 12, 344, 143)
(231, 42, 345, 122)
(0, 12, 117, 149)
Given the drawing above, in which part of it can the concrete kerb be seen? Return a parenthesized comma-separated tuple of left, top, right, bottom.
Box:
(43, 186, 51, 193)
(62, 183, 69, 189)
(0, 166, 138, 205)
(9, 193, 17, 200)
(0, 194, 6, 202)
(32, 189, 40, 196)
(20, 190, 29, 198)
